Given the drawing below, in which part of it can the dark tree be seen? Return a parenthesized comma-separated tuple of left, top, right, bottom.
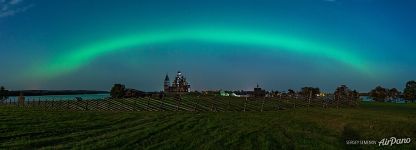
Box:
(370, 86, 388, 102)
(351, 90, 360, 100)
(124, 88, 145, 98)
(287, 89, 296, 98)
(0, 86, 9, 101)
(403, 80, 416, 102)
(110, 84, 126, 98)
(271, 90, 280, 97)
(334, 85, 359, 106)
(299, 87, 320, 99)
(388, 88, 400, 101)
(334, 85, 349, 102)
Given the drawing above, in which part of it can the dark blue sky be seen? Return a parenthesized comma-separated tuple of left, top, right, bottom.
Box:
(1, 0, 415, 92)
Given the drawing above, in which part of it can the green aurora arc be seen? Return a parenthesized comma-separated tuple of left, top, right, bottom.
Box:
(32, 27, 373, 79)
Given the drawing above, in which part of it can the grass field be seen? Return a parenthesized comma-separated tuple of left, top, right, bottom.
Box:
(0, 102, 415, 149)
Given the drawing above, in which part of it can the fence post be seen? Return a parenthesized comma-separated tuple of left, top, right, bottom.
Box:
(244, 97, 247, 112)
(208, 96, 213, 112)
(159, 98, 162, 111)
(193, 99, 197, 112)
(85, 100, 88, 111)
(58, 98, 61, 109)
(67, 100, 70, 110)
(293, 98, 295, 109)
(45, 99, 48, 110)
(336, 95, 339, 109)
(211, 96, 216, 112)
(147, 97, 150, 111)
(134, 99, 138, 111)
(51, 99, 54, 110)
(261, 97, 265, 112)
(47, 99, 50, 110)
(106, 100, 110, 111)
(104, 99, 110, 111)
(196, 98, 200, 111)
(308, 91, 312, 111)
(227, 98, 231, 111)
(275, 98, 279, 111)
(176, 98, 179, 111)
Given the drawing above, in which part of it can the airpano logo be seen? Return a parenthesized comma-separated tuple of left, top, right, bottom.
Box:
(346, 137, 412, 147)
(378, 137, 411, 146)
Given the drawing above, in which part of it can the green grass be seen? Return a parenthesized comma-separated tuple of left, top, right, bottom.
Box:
(0, 102, 415, 149)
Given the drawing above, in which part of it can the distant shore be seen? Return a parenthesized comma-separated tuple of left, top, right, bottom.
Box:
(7, 90, 109, 96)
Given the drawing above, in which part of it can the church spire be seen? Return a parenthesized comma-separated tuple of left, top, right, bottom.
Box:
(164, 74, 170, 81)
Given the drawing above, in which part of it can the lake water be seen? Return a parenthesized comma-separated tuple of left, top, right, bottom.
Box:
(5, 93, 110, 101)
(360, 96, 406, 103)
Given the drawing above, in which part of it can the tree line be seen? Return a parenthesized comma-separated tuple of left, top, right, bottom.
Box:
(109, 81, 416, 103)
(0, 86, 9, 101)
(369, 80, 416, 102)
(2, 80, 416, 103)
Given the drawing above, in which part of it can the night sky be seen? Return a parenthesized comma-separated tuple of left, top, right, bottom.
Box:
(1, 0, 415, 92)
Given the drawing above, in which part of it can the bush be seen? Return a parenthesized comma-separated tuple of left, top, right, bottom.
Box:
(0, 86, 9, 100)
(403, 81, 416, 102)
(110, 84, 126, 98)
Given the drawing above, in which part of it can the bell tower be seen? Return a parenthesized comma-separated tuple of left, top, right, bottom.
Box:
(164, 74, 170, 92)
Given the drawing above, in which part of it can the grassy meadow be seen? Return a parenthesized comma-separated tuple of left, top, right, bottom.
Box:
(0, 102, 415, 149)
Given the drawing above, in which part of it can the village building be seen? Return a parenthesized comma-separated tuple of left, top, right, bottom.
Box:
(253, 84, 266, 97)
(164, 71, 191, 93)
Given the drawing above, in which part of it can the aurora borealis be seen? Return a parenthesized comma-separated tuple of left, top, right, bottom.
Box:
(34, 27, 371, 78)
(1, 0, 415, 91)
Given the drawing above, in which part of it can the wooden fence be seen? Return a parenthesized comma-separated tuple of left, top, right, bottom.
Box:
(0, 95, 359, 112)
